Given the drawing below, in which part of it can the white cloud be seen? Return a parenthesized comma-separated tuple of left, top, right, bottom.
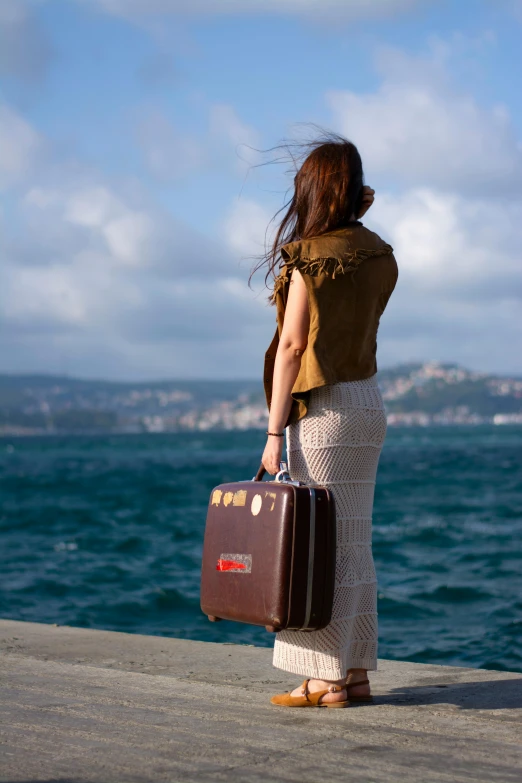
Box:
(372, 188, 521, 293)
(21, 181, 234, 276)
(4, 263, 87, 328)
(61, 186, 126, 228)
(0, 101, 272, 378)
(1, 188, 271, 376)
(327, 46, 522, 194)
(364, 187, 522, 372)
(104, 213, 156, 267)
(224, 198, 275, 259)
(24, 185, 158, 268)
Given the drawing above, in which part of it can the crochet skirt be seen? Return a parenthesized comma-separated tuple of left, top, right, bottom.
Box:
(272, 374, 387, 680)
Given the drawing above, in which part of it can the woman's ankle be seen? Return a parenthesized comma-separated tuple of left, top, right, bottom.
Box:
(309, 676, 347, 691)
(346, 668, 368, 684)
(311, 677, 348, 702)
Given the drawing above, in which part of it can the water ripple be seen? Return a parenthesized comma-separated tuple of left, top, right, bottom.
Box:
(1, 427, 521, 671)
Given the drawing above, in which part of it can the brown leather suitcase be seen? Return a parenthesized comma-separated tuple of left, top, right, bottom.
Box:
(200, 461, 336, 633)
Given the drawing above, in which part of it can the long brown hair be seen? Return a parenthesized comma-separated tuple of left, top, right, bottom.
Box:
(247, 126, 365, 301)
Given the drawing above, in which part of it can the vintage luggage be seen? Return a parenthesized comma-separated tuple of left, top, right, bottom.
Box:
(200, 461, 336, 633)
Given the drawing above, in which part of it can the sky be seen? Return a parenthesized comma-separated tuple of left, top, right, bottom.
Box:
(1, 0, 521, 381)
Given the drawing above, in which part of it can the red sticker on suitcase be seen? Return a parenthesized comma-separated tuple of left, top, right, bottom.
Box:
(216, 554, 252, 573)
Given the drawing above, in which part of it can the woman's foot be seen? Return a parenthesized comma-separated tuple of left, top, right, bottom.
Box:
(289, 677, 347, 704)
(346, 668, 371, 700)
(282, 669, 371, 705)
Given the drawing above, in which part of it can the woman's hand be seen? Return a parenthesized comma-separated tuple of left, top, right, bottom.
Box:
(358, 186, 375, 218)
(262, 435, 284, 476)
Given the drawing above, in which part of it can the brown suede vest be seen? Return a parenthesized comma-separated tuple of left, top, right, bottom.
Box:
(263, 221, 398, 428)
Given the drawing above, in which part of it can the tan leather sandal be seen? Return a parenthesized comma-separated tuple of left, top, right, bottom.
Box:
(345, 677, 373, 703)
(270, 678, 350, 708)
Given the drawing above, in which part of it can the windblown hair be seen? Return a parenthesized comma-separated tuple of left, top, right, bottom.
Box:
(247, 125, 365, 301)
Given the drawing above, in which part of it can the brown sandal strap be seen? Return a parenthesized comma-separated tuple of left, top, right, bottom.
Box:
(307, 685, 342, 706)
(300, 679, 311, 700)
(346, 678, 370, 689)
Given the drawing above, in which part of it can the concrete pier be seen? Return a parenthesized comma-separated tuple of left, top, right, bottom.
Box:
(1, 619, 521, 782)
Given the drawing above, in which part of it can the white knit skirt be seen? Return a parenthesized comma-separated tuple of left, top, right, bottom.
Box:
(272, 374, 387, 680)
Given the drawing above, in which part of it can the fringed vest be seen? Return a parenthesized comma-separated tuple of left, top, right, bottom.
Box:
(263, 221, 398, 427)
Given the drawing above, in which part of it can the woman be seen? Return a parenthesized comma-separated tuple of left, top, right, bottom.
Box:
(252, 131, 398, 708)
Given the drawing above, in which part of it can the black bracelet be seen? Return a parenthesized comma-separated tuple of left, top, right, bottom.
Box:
(266, 430, 285, 437)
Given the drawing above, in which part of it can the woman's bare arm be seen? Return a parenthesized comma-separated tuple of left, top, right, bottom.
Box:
(261, 268, 310, 475)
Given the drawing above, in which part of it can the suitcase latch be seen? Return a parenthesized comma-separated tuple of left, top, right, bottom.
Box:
(273, 461, 305, 486)
(249, 461, 305, 485)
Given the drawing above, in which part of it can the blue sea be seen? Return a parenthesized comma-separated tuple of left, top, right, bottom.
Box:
(1, 426, 521, 673)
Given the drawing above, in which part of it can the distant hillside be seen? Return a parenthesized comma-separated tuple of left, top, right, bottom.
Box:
(0, 362, 521, 434)
(0, 374, 265, 435)
(379, 362, 522, 417)
(0, 374, 262, 412)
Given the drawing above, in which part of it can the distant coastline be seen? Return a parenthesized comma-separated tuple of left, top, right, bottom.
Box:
(1, 361, 521, 436)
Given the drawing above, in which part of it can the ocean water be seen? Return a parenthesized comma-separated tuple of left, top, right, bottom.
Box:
(1, 426, 521, 673)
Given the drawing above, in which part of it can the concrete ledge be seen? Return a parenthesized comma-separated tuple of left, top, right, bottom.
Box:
(1, 619, 521, 782)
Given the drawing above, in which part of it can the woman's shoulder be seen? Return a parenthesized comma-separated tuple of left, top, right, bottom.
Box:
(279, 223, 394, 278)
(269, 223, 395, 306)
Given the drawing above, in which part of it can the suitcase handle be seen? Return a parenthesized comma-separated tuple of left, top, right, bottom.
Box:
(253, 461, 291, 482)
(254, 462, 266, 481)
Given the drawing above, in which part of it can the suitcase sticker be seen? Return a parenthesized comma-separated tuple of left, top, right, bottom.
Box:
(216, 553, 252, 573)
